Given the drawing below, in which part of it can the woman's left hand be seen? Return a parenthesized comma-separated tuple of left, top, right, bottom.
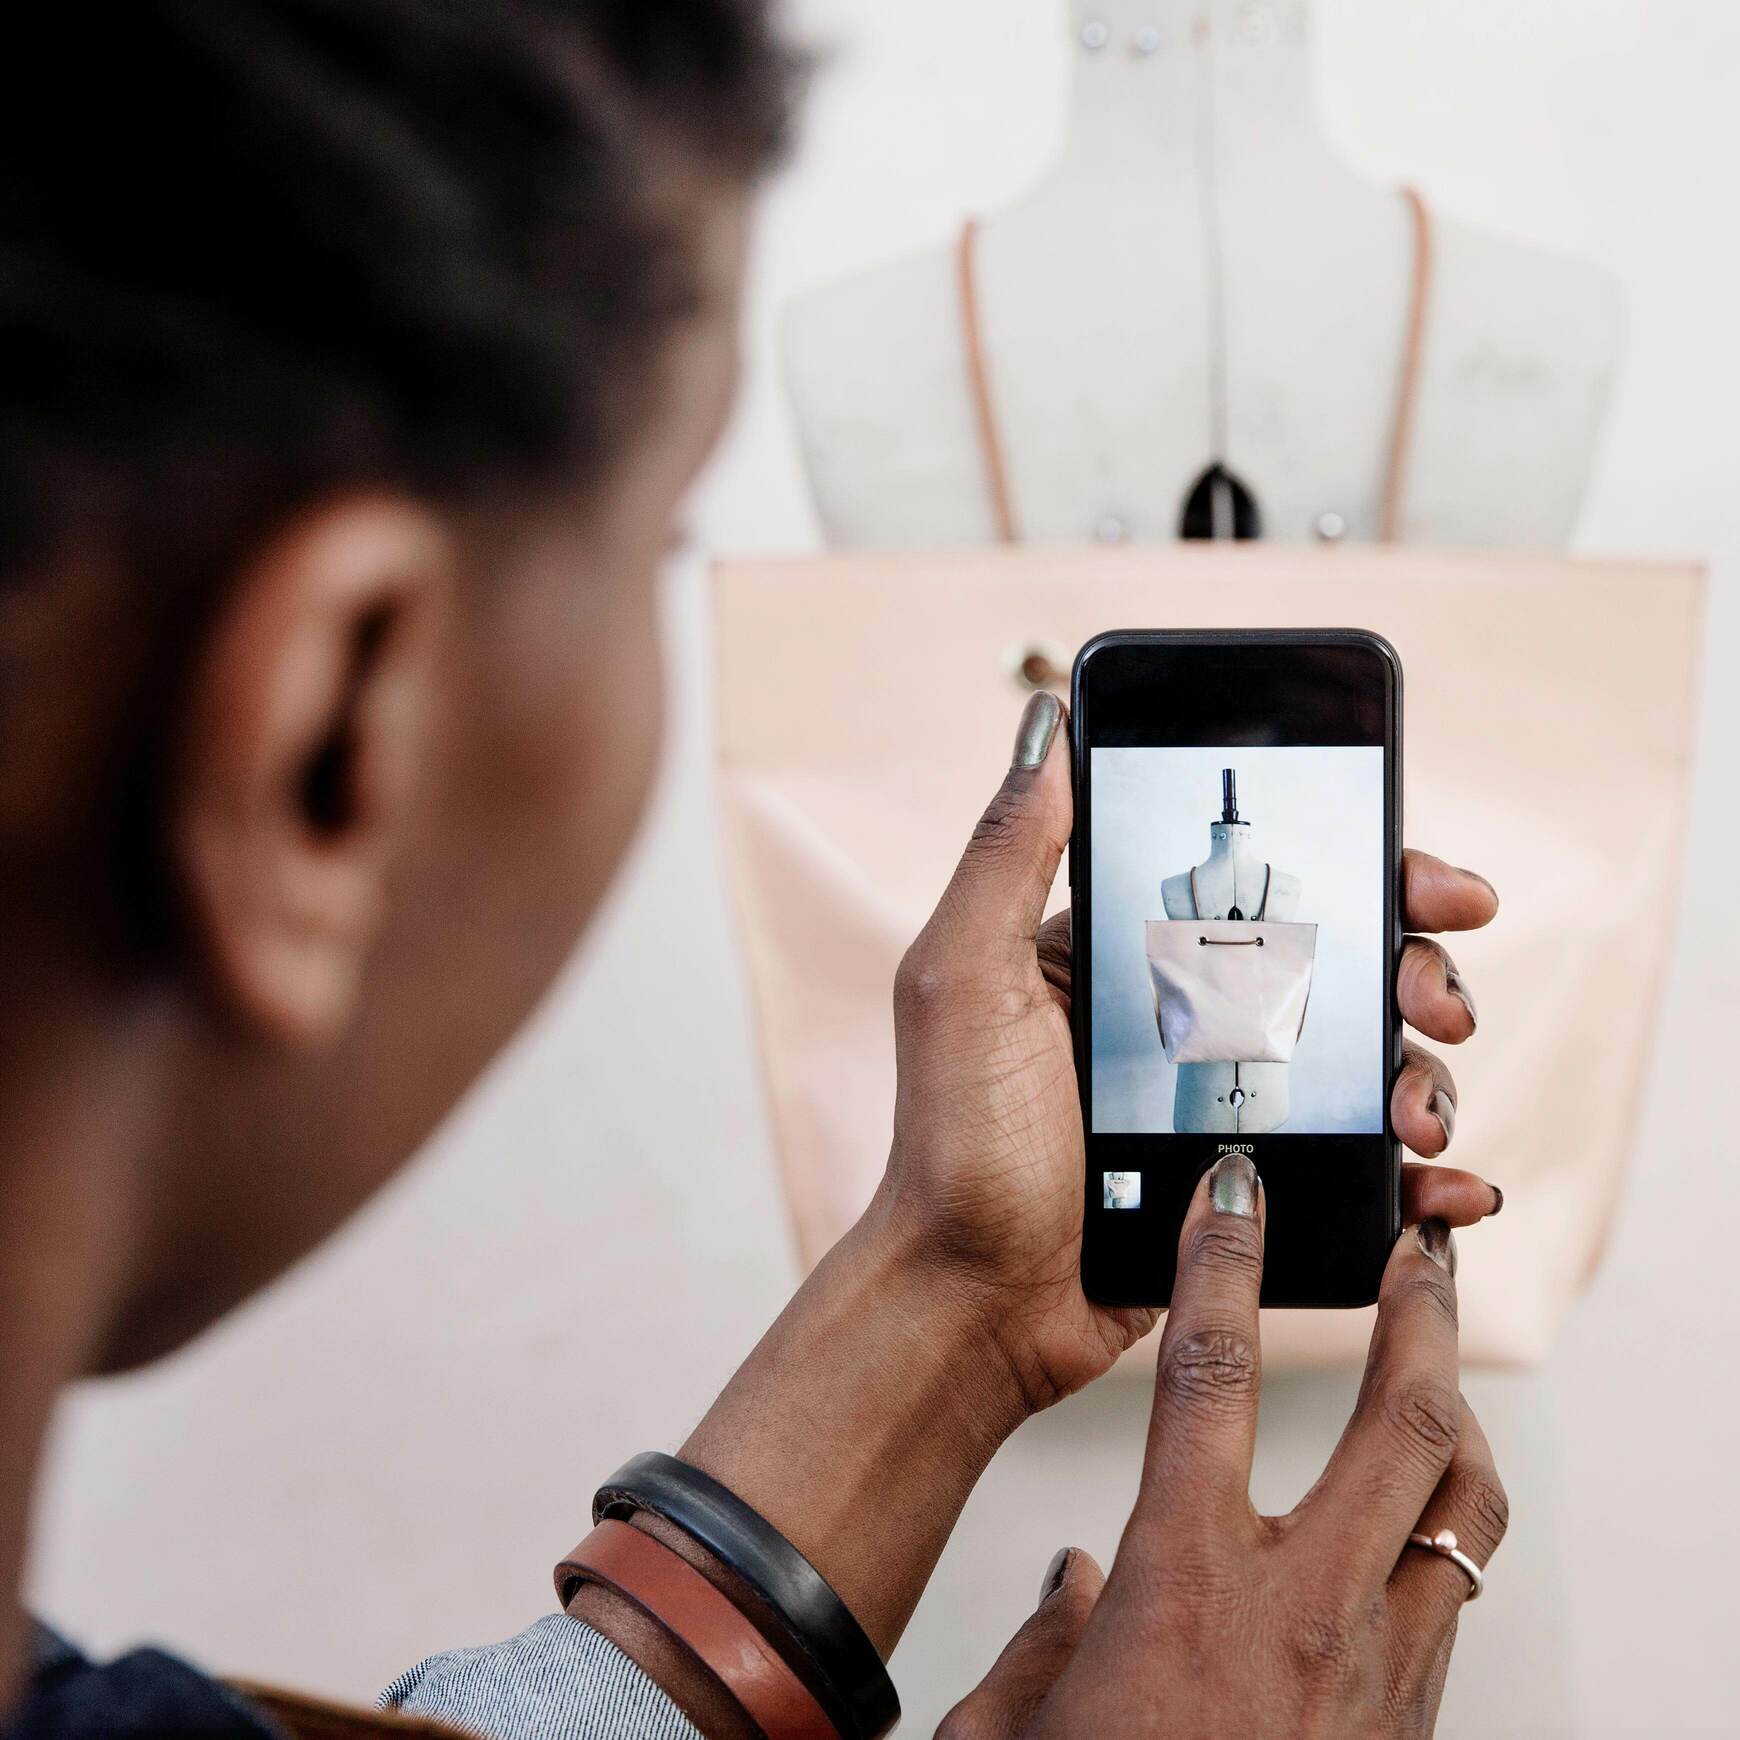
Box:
(875, 690, 1503, 1413)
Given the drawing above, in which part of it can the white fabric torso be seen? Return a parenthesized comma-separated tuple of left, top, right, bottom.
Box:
(782, 0, 1620, 550)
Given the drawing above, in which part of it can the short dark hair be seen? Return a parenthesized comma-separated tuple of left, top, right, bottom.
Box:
(0, 0, 794, 586)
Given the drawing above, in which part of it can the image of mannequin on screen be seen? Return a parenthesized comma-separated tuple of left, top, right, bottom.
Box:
(1090, 746, 1383, 1138)
(783, 0, 1621, 550)
(1153, 768, 1308, 1134)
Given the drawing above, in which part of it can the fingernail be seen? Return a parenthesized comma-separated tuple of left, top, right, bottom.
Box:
(1038, 1547, 1073, 1607)
(1488, 1184, 1504, 1217)
(1209, 1152, 1258, 1217)
(1012, 690, 1063, 770)
(1445, 968, 1478, 1032)
(1429, 1090, 1456, 1150)
(1416, 1216, 1457, 1276)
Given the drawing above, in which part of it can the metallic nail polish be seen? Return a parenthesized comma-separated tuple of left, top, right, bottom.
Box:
(1488, 1184, 1504, 1216)
(1038, 1547, 1072, 1606)
(1012, 690, 1063, 770)
(1416, 1216, 1457, 1275)
(1445, 968, 1478, 1031)
(1429, 1089, 1456, 1148)
(1209, 1151, 1259, 1217)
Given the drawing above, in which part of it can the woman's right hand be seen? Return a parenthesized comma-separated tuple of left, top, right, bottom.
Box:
(939, 1154, 1507, 1740)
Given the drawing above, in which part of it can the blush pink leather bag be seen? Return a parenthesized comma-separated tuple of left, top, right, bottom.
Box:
(713, 545, 1704, 1367)
(1146, 873, 1318, 1066)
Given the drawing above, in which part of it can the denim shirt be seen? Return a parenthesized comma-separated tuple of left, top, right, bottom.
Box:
(6, 1624, 279, 1737)
(9, 1615, 700, 1739)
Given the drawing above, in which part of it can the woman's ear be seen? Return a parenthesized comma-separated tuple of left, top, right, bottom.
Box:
(172, 496, 455, 1047)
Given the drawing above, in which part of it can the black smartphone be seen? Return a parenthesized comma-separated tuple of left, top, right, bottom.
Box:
(1070, 629, 1402, 1309)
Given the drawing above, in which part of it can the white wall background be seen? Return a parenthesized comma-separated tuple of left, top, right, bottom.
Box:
(1091, 746, 1385, 1132)
(27, 3, 1740, 1736)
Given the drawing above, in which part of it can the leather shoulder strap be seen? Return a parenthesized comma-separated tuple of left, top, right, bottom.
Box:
(1255, 863, 1274, 922)
(962, 192, 1435, 548)
(1187, 866, 1202, 920)
(957, 219, 1019, 545)
(1379, 185, 1434, 542)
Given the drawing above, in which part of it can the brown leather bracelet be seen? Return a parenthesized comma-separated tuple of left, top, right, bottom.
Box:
(558, 1519, 839, 1740)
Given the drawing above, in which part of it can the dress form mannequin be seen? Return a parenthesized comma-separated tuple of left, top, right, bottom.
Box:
(782, 0, 1621, 549)
(1160, 771, 1301, 1134)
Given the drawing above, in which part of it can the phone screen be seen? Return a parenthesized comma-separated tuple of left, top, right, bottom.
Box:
(1071, 632, 1401, 1308)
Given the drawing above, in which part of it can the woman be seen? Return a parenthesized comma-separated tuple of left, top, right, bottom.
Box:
(0, 3, 1504, 1735)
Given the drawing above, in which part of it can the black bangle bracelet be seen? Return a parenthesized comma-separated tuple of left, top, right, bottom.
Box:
(593, 1452, 899, 1740)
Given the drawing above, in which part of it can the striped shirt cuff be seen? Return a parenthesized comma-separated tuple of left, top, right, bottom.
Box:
(380, 1612, 702, 1739)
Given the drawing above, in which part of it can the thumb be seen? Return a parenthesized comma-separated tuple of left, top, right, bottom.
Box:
(923, 691, 1071, 971)
(937, 1547, 1103, 1739)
